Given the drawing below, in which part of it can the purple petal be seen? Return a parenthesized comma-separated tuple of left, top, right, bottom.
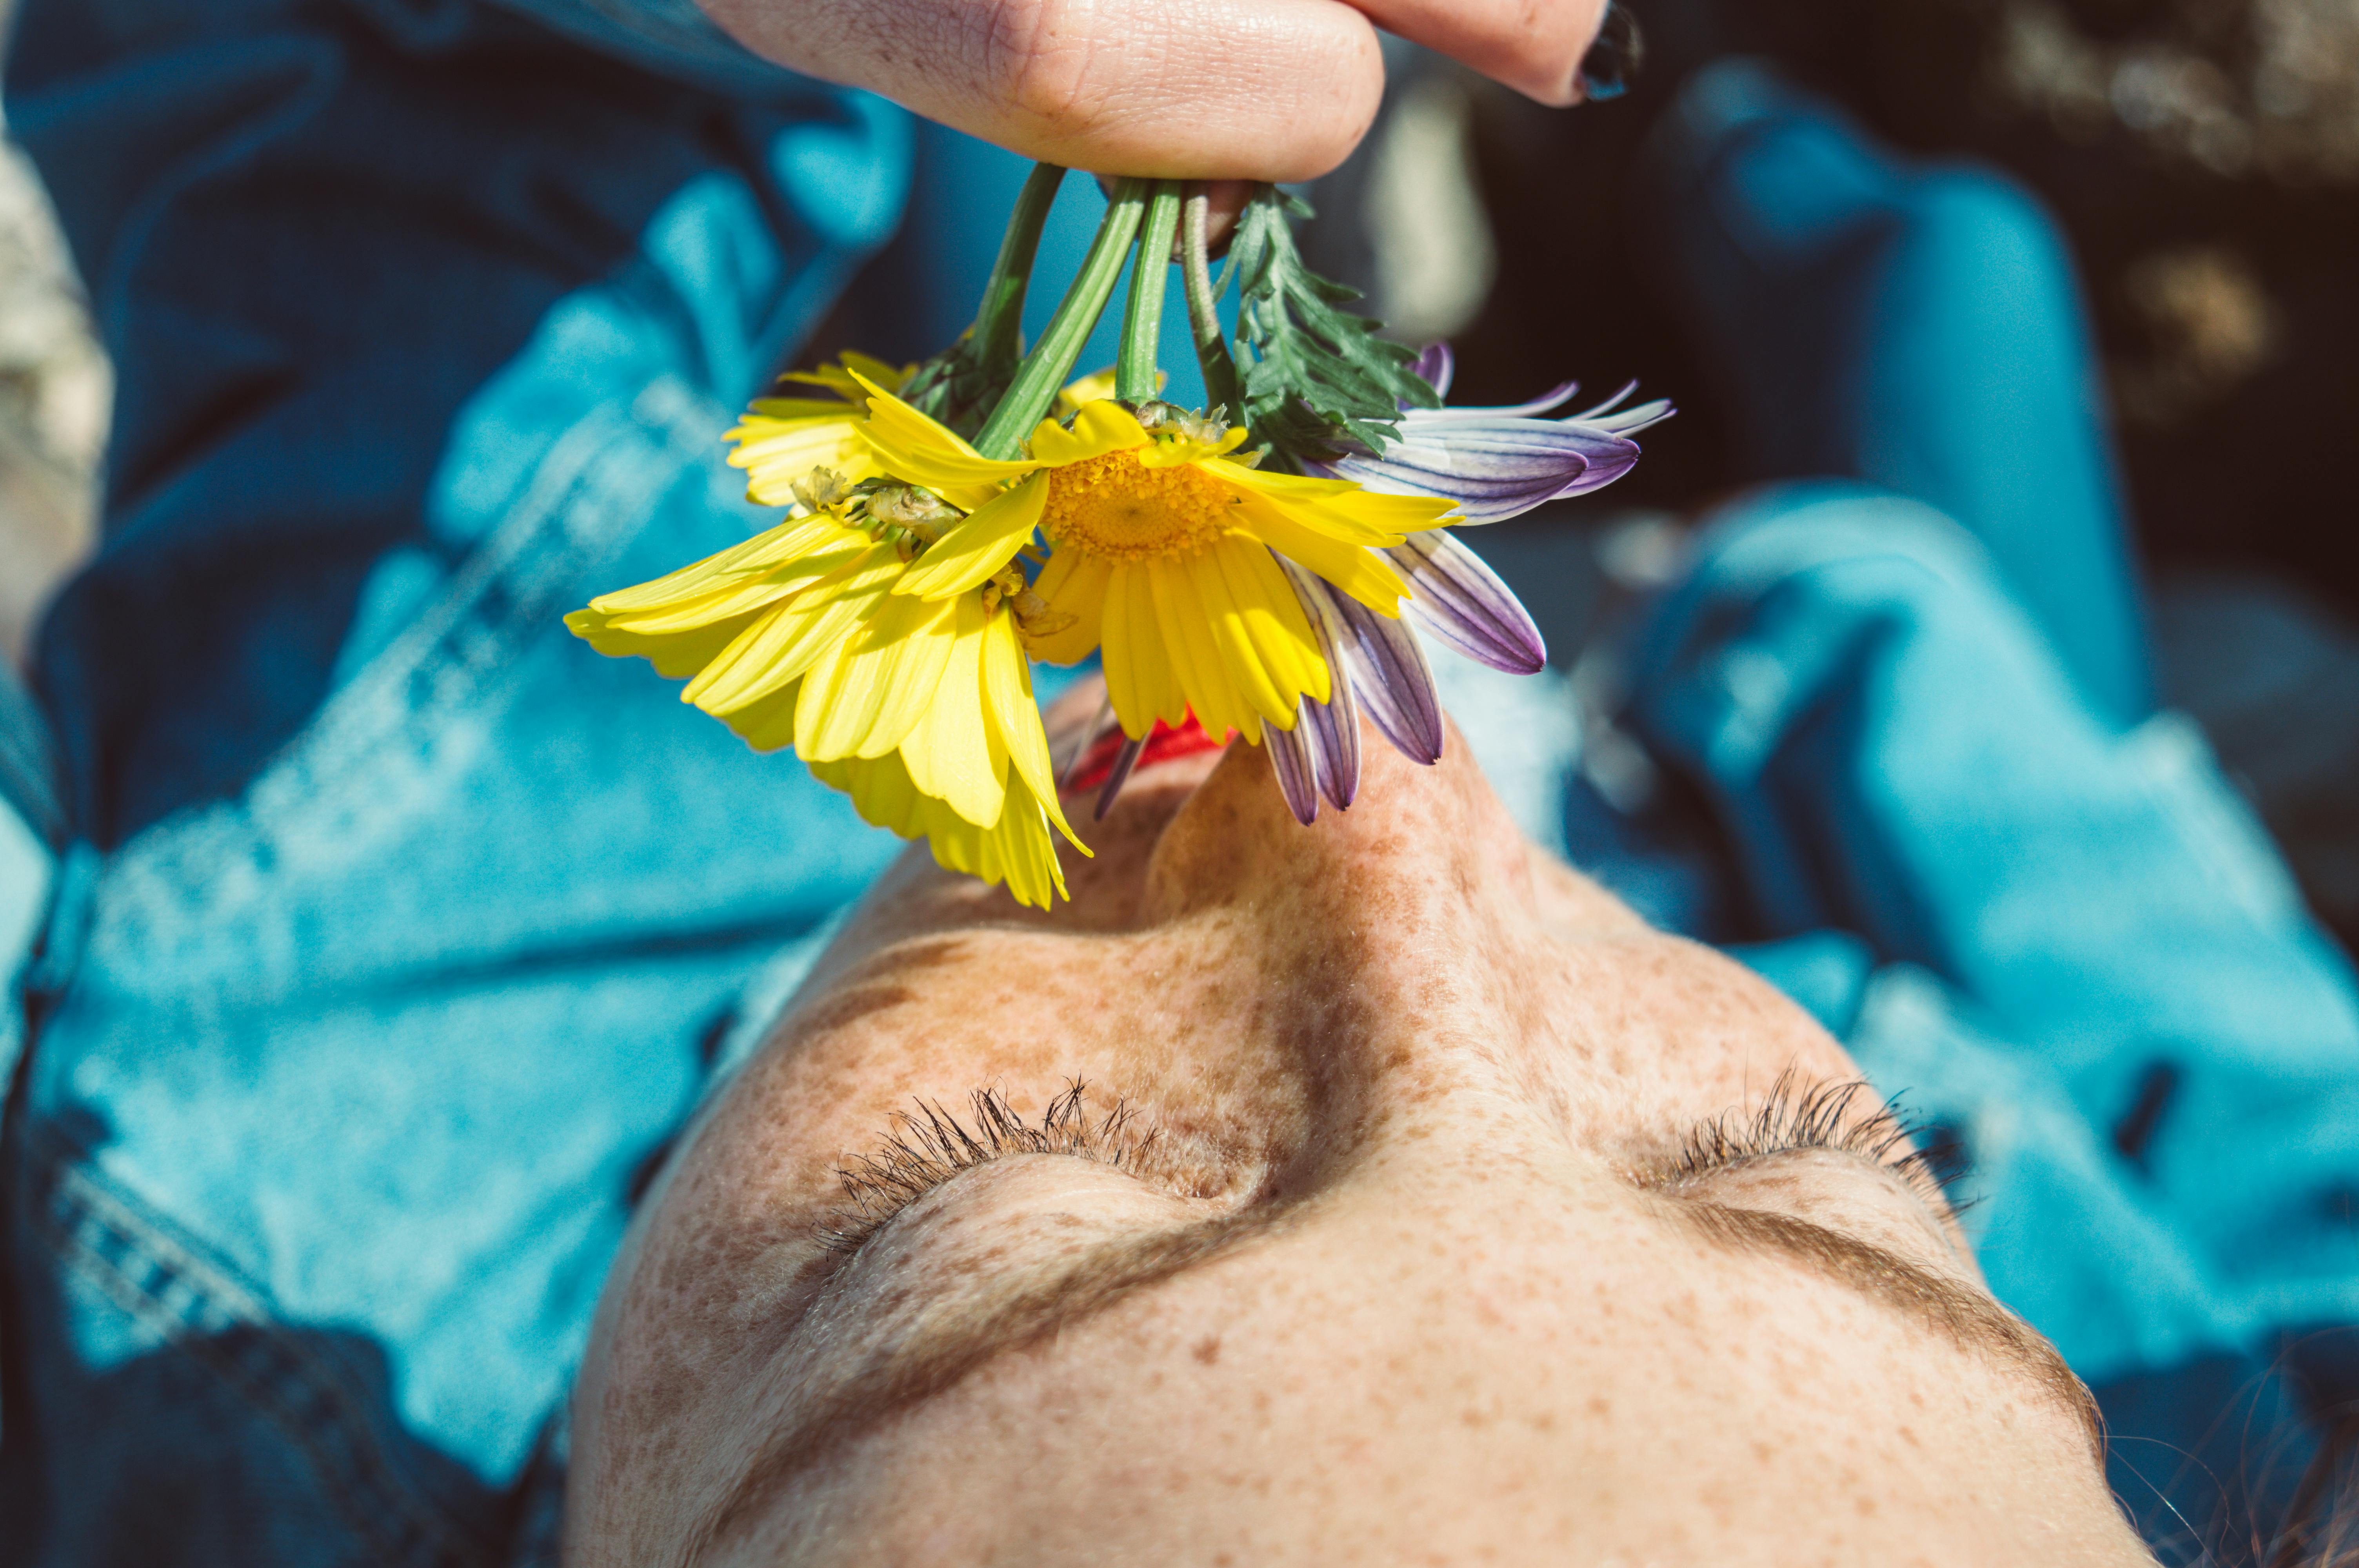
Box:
(1397, 381, 1581, 424)
(1265, 717, 1321, 824)
(1410, 342, 1455, 401)
(1587, 397, 1676, 435)
(1543, 430, 1644, 499)
(1279, 557, 1443, 766)
(1385, 532, 1547, 675)
(1567, 381, 1677, 435)
(1303, 687, 1360, 809)
(1338, 596, 1445, 764)
(1568, 380, 1641, 421)
(1287, 576, 1364, 808)
(1094, 737, 1142, 821)
(1334, 421, 1641, 525)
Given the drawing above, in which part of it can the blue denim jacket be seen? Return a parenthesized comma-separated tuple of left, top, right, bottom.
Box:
(2, 11, 2356, 1565)
(0, 2, 916, 1559)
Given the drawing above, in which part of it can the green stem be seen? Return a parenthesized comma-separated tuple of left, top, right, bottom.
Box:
(973, 163, 1066, 362)
(1181, 185, 1242, 417)
(972, 178, 1150, 460)
(1115, 181, 1182, 403)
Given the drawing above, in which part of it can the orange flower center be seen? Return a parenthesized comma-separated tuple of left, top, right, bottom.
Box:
(1040, 447, 1238, 561)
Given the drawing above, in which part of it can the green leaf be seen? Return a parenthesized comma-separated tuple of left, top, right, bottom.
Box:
(1225, 185, 1441, 468)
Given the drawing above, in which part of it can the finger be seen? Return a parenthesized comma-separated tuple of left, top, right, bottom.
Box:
(1346, 0, 1610, 106)
(702, 0, 1387, 183)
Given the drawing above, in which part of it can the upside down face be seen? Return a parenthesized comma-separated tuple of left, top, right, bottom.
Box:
(566, 683, 2152, 1568)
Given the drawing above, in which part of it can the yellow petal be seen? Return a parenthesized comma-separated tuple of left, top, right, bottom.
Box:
(590, 567, 808, 639)
(1103, 562, 1188, 738)
(1151, 557, 1252, 742)
(721, 678, 802, 753)
(1211, 458, 1452, 543)
(812, 750, 926, 842)
(1022, 546, 1110, 665)
(683, 541, 902, 715)
(1234, 494, 1411, 615)
(1055, 366, 1120, 415)
(837, 350, 914, 392)
(894, 471, 1049, 600)
(564, 606, 761, 680)
(852, 594, 963, 758)
(1212, 536, 1330, 708)
(850, 371, 1040, 497)
(1027, 400, 1149, 467)
(776, 352, 913, 404)
(980, 608, 1087, 852)
(1189, 544, 1296, 730)
(899, 593, 1006, 828)
(814, 747, 1072, 909)
(591, 523, 873, 637)
(734, 399, 855, 426)
(980, 771, 1072, 907)
(586, 514, 858, 615)
(729, 420, 877, 507)
(793, 592, 960, 761)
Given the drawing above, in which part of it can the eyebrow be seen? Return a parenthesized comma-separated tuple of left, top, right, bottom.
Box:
(693, 1167, 2103, 1553)
(1668, 1199, 2105, 1458)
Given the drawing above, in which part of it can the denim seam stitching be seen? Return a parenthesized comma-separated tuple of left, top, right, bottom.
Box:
(92, 377, 726, 968)
(29, 1142, 501, 1566)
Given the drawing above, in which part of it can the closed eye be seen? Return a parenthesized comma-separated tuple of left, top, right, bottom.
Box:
(1649, 1068, 1970, 1222)
(821, 1081, 1157, 1258)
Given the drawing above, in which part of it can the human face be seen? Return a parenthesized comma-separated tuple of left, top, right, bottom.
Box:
(566, 686, 2153, 1567)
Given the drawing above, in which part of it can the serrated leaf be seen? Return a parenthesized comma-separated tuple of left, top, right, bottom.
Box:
(1224, 185, 1441, 468)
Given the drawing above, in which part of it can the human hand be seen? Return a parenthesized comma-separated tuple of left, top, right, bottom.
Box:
(696, 0, 1613, 183)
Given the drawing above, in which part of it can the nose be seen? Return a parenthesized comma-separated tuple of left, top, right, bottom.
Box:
(1137, 712, 1532, 921)
(1043, 673, 1643, 943)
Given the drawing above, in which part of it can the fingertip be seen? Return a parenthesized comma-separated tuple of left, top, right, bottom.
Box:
(1029, 0, 1384, 182)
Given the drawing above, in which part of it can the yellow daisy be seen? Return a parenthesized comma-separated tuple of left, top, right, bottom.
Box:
(725, 351, 912, 508)
(856, 374, 1457, 744)
(565, 504, 1087, 909)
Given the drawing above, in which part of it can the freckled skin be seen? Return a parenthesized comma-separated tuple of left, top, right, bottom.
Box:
(566, 685, 2157, 1567)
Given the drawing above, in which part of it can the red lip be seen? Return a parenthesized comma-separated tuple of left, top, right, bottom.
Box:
(1066, 713, 1230, 795)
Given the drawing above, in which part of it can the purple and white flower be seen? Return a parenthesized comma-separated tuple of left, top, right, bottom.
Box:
(1326, 343, 1674, 525)
(1266, 343, 1672, 824)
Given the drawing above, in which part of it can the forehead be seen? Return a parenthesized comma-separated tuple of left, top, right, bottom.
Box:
(708, 1141, 2046, 1567)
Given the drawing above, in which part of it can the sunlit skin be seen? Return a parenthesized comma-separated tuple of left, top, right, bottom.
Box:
(566, 679, 2156, 1566)
(697, 0, 1613, 187)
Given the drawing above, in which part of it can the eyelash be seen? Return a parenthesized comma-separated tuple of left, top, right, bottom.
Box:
(1661, 1069, 1971, 1218)
(821, 1070, 1969, 1258)
(821, 1081, 1157, 1258)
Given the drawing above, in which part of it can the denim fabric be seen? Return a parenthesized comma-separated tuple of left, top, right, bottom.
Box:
(1636, 487, 2359, 1376)
(7, 0, 894, 850)
(1637, 58, 2155, 731)
(0, 1, 922, 1560)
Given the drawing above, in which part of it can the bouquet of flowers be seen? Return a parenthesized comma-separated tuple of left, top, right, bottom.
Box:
(567, 171, 1668, 907)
